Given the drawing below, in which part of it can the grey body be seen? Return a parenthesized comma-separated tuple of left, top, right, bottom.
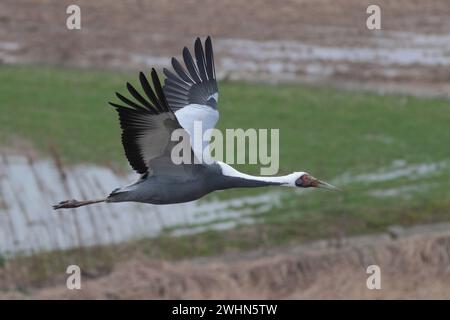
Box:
(52, 37, 317, 211)
(107, 163, 278, 204)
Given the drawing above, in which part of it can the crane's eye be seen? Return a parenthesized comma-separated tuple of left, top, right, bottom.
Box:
(295, 174, 310, 187)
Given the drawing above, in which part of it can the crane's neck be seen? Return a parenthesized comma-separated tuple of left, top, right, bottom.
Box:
(215, 161, 299, 189)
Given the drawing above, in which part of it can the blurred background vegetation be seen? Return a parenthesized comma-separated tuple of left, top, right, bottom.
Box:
(1, 0, 450, 297)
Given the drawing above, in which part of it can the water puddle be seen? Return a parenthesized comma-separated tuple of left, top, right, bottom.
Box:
(0, 41, 20, 63)
(0, 154, 283, 255)
(1, 153, 448, 255)
(337, 160, 448, 184)
(129, 32, 450, 83)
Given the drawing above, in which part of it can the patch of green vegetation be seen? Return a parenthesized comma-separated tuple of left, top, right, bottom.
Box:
(2, 65, 449, 174)
(0, 253, 5, 268)
(1, 65, 450, 289)
(5, 193, 450, 290)
(0, 65, 129, 165)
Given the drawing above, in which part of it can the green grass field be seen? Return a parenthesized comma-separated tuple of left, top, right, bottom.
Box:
(1, 64, 450, 286)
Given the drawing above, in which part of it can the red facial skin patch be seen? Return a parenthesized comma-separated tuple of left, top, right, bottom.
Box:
(301, 174, 310, 185)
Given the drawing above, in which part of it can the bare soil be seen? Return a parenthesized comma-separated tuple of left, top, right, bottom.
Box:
(2, 223, 450, 299)
(1, 0, 450, 96)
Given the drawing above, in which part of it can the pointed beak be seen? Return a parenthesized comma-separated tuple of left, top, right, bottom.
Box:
(313, 178, 341, 191)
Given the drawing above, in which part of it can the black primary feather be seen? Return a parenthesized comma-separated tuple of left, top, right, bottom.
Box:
(163, 36, 218, 111)
(205, 36, 215, 81)
(183, 47, 202, 83)
(139, 71, 162, 112)
(126, 82, 156, 112)
(115, 92, 145, 112)
(150, 68, 170, 112)
(172, 57, 194, 83)
(109, 69, 177, 174)
(194, 37, 208, 81)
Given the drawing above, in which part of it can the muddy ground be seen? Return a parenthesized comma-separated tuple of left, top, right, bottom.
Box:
(1, 0, 450, 97)
(2, 222, 450, 299)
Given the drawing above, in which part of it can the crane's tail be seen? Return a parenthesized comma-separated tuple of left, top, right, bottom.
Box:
(53, 198, 106, 210)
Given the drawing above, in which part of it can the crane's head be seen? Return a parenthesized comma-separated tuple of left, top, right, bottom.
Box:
(292, 172, 340, 191)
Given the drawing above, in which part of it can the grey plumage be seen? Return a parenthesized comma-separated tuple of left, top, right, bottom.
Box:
(53, 36, 337, 210)
(108, 162, 282, 205)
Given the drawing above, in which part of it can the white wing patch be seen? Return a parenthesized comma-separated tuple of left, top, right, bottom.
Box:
(208, 93, 219, 102)
(174, 104, 219, 162)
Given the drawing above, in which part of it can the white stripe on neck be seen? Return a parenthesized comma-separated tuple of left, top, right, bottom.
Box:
(217, 161, 302, 187)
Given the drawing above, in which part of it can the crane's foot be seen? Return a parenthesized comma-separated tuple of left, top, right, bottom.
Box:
(53, 198, 106, 210)
(53, 199, 83, 209)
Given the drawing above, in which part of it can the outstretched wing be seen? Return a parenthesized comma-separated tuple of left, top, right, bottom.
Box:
(163, 36, 219, 162)
(109, 69, 196, 176)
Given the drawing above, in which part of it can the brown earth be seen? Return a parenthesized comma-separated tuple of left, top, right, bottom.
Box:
(1, 0, 450, 96)
(2, 223, 450, 299)
(2, 0, 450, 57)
